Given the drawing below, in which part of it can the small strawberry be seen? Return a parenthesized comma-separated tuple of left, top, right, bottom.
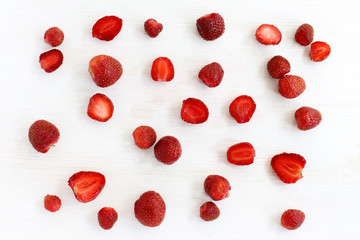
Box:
(181, 98, 209, 124)
(310, 41, 331, 62)
(39, 49, 63, 73)
(255, 24, 282, 45)
(133, 125, 157, 149)
(204, 175, 231, 201)
(87, 93, 114, 122)
(151, 57, 175, 82)
(144, 18, 163, 38)
(278, 75, 306, 99)
(227, 142, 255, 165)
(44, 27, 64, 47)
(267, 55, 291, 79)
(98, 207, 118, 230)
(89, 55, 123, 88)
(134, 190, 166, 227)
(68, 171, 106, 203)
(44, 194, 61, 212)
(196, 13, 225, 41)
(92, 16, 123, 41)
(295, 106, 322, 130)
(295, 24, 314, 46)
(271, 153, 306, 184)
(28, 120, 60, 153)
(198, 62, 224, 87)
(200, 202, 220, 221)
(229, 95, 256, 124)
(154, 136, 182, 165)
(281, 209, 305, 230)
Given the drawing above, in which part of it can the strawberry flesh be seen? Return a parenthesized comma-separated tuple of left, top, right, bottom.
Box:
(44, 27, 64, 47)
(271, 153, 306, 184)
(87, 93, 114, 122)
(229, 95, 256, 123)
(295, 106, 322, 130)
(151, 57, 174, 82)
(144, 18, 163, 38)
(310, 41, 331, 62)
(281, 209, 305, 230)
(181, 98, 209, 124)
(92, 16, 123, 41)
(255, 24, 282, 45)
(227, 142, 255, 165)
(98, 207, 118, 230)
(39, 49, 63, 73)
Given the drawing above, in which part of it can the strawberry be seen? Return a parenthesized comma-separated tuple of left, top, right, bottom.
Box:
(28, 120, 60, 153)
(92, 16, 123, 41)
(278, 75, 306, 99)
(196, 13, 225, 41)
(255, 24, 282, 45)
(204, 175, 231, 201)
(295, 106, 322, 130)
(281, 209, 305, 230)
(144, 18, 163, 38)
(44, 194, 61, 212)
(133, 125, 157, 149)
(227, 142, 255, 165)
(98, 207, 118, 230)
(229, 95, 256, 124)
(39, 49, 63, 73)
(198, 62, 224, 87)
(181, 98, 209, 124)
(89, 55, 123, 88)
(295, 23, 314, 46)
(267, 55, 291, 79)
(200, 202, 220, 221)
(87, 93, 114, 122)
(271, 153, 306, 184)
(134, 190, 166, 227)
(151, 57, 174, 82)
(44, 27, 64, 47)
(310, 41, 331, 62)
(154, 136, 182, 165)
(68, 171, 106, 203)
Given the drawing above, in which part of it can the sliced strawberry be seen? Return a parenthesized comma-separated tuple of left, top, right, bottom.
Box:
(68, 171, 106, 203)
(144, 18, 163, 38)
(310, 41, 331, 62)
(271, 153, 306, 184)
(151, 57, 174, 82)
(92, 16, 123, 41)
(229, 95, 256, 124)
(255, 24, 282, 45)
(181, 98, 209, 124)
(87, 93, 114, 122)
(227, 142, 255, 165)
(39, 49, 63, 73)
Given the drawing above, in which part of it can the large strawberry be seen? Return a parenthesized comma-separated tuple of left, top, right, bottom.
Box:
(134, 190, 166, 227)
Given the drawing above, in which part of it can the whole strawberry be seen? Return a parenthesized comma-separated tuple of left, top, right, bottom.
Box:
(267, 55, 291, 79)
(200, 202, 220, 221)
(98, 207, 118, 230)
(154, 136, 182, 165)
(204, 175, 231, 201)
(134, 190, 166, 227)
(295, 23, 314, 46)
(198, 62, 224, 87)
(133, 125, 157, 149)
(278, 75, 306, 99)
(44, 194, 61, 212)
(144, 18, 163, 38)
(44, 27, 64, 47)
(28, 120, 60, 153)
(89, 55, 123, 88)
(196, 13, 225, 41)
(295, 107, 322, 130)
(281, 209, 305, 230)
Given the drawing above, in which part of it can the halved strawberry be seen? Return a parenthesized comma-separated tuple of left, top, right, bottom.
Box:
(39, 49, 63, 73)
(92, 16, 123, 41)
(151, 57, 174, 82)
(271, 153, 306, 184)
(181, 98, 209, 124)
(227, 142, 255, 165)
(144, 18, 163, 38)
(68, 171, 106, 203)
(87, 93, 114, 122)
(229, 95, 256, 124)
(310, 41, 331, 62)
(255, 24, 282, 45)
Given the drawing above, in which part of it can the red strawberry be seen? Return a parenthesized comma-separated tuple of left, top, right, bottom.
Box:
(204, 175, 231, 201)
(271, 153, 306, 184)
(92, 16, 123, 41)
(68, 171, 106, 203)
(281, 209, 305, 230)
(134, 190, 166, 227)
(144, 18, 163, 38)
(44, 194, 61, 212)
(310, 41, 331, 62)
(229, 95, 256, 124)
(133, 125, 157, 149)
(151, 57, 174, 82)
(98, 207, 118, 230)
(44, 27, 64, 47)
(278, 75, 306, 99)
(295, 107, 322, 130)
(227, 142, 255, 166)
(196, 13, 225, 41)
(295, 24, 314, 46)
(267, 55, 291, 79)
(39, 49, 63, 73)
(198, 62, 224, 87)
(181, 98, 209, 124)
(87, 93, 114, 122)
(154, 136, 182, 165)
(255, 24, 282, 45)
(89, 55, 123, 88)
(200, 202, 220, 221)
(28, 120, 60, 153)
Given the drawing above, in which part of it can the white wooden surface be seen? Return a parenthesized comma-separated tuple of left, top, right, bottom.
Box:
(0, 0, 359, 239)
